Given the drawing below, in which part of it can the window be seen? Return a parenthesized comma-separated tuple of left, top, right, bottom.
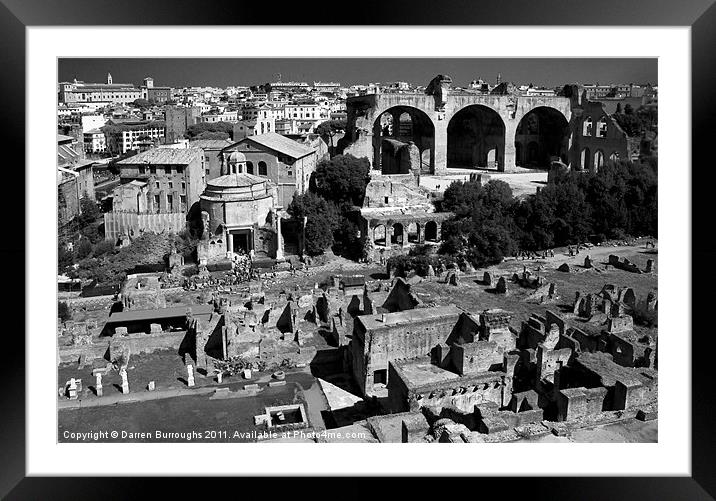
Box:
(150, 166, 156, 174)
(154, 195, 160, 212)
(181, 182, 186, 192)
(597, 118, 608, 138)
(180, 195, 186, 207)
(246, 161, 254, 174)
(167, 194, 173, 211)
(287, 171, 293, 176)
(258, 161, 267, 176)
(138, 166, 146, 174)
(373, 369, 387, 386)
(155, 181, 160, 189)
(582, 117, 593, 136)
(205, 169, 210, 175)
(168, 181, 173, 189)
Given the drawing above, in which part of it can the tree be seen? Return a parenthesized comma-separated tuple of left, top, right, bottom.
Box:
(186, 122, 234, 140)
(77, 196, 100, 226)
(310, 154, 370, 208)
(624, 103, 634, 115)
(287, 192, 337, 256)
(58, 301, 72, 322)
(315, 119, 347, 150)
(193, 131, 230, 141)
(131, 98, 152, 109)
(615, 102, 622, 114)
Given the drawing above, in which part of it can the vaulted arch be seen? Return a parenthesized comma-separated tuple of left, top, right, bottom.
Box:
(515, 106, 570, 168)
(447, 105, 505, 171)
(373, 106, 435, 175)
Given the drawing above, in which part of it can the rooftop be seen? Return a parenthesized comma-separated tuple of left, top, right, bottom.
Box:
(358, 305, 462, 331)
(189, 139, 232, 150)
(105, 304, 214, 324)
(117, 147, 202, 166)
(232, 132, 315, 159)
(207, 173, 267, 188)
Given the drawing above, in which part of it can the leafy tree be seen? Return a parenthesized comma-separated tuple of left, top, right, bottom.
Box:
(287, 192, 337, 256)
(186, 122, 234, 140)
(131, 98, 152, 109)
(310, 154, 370, 208)
(624, 103, 634, 115)
(77, 196, 100, 227)
(193, 131, 230, 141)
(75, 238, 94, 260)
(58, 301, 72, 322)
(615, 102, 622, 114)
(315, 119, 347, 150)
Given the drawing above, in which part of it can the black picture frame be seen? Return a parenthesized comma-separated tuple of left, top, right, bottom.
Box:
(2, 0, 713, 497)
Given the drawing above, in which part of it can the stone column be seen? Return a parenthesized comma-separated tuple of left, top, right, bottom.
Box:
(187, 365, 195, 387)
(95, 373, 103, 397)
(385, 225, 393, 248)
(120, 369, 129, 394)
(418, 223, 425, 244)
(433, 118, 448, 175)
(503, 119, 518, 172)
(226, 228, 233, 255)
(275, 215, 284, 260)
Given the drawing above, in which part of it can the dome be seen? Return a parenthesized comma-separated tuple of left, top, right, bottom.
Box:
(228, 150, 246, 164)
(207, 173, 265, 189)
(200, 173, 275, 203)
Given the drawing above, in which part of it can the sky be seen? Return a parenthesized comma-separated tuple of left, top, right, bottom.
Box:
(58, 58, 657, 89)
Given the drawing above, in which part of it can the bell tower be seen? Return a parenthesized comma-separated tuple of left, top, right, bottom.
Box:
(107, 72, 113, 85)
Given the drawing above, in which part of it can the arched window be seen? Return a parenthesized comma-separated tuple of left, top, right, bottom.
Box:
(258, 161, 268, 176)
(407, 222, 419, 243)
(597, 117, 608, 138)
(391, 223, 404, 246)
(246, 161, 254, 175)
(582, 116, 593, 136)
(581, 147, 591, 170)
(424, 221, 438, 242)
(373, 225, 386, 247)
(594, 150, 604, 171)
(609, 151, 620, 162)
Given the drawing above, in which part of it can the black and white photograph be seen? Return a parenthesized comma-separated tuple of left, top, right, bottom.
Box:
(55, 57, 660, 445)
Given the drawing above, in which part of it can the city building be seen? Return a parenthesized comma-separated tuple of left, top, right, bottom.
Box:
(188, 138, 233, 181)
(197, 153, 283, 261)
(83, 128, 107, 154)
(140, 77, 173, 104)
(219, 132, 318, 208)
(164, 105, 202, 144)
(104, 148, 205, 242)
(103, 119, 166, 155)
(58, 73, 141, 105)
(57, 134, 95, 226)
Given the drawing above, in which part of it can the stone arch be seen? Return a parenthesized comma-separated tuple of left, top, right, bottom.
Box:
(407, 222, 420, 244)
(581, 147, 591, 171)
(447, 104, 506, 171)
(515, 106, 570, 168)
(424, 221, 438, 242)
(373, 224, 387, 247)
(391, 223, 404, 246)
(373, 106, 435, 175)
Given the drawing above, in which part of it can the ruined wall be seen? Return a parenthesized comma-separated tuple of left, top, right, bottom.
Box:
(556, 386, 608, 421)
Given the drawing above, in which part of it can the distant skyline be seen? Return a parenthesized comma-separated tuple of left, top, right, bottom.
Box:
(58, 58, 657, 89)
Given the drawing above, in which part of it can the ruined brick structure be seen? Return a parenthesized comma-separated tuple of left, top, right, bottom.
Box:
(338, 75, 628, 174)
